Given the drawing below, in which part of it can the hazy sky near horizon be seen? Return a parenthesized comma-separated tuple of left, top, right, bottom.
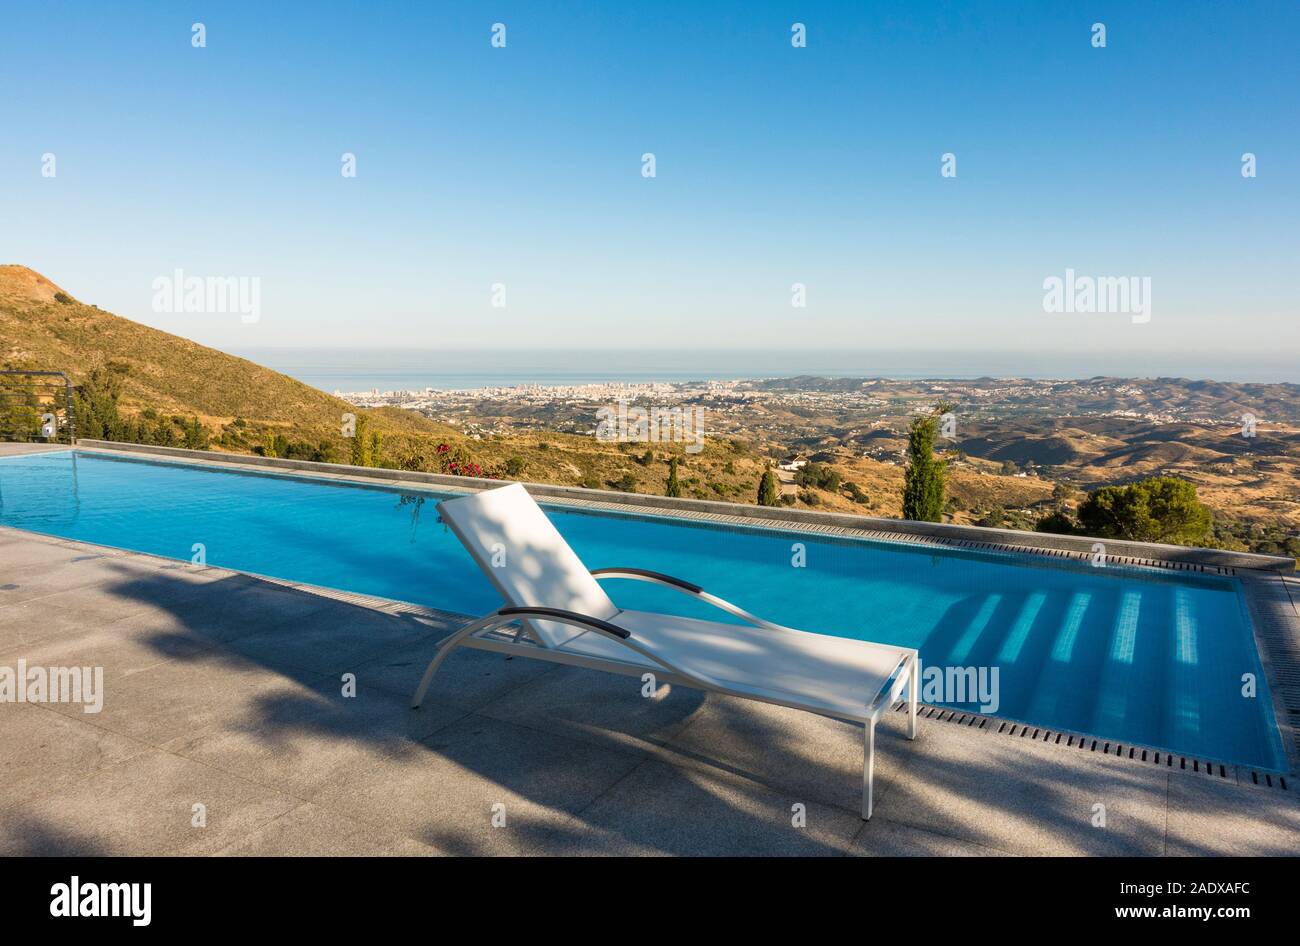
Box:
(2, 1, 1297, 366)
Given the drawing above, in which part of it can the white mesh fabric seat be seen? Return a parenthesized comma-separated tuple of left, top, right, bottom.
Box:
(559, 610, 911, 722)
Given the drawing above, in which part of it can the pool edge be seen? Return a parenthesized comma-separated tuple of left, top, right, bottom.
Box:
(69, 439, 1298, 574)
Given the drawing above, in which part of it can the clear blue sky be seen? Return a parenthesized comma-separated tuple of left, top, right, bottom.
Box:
(2, 0, 1297, 366)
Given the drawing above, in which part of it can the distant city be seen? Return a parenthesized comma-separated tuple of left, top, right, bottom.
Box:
(237, 348, 1300, 394)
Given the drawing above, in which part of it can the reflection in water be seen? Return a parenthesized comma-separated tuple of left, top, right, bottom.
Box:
(396, 493, 424, 543)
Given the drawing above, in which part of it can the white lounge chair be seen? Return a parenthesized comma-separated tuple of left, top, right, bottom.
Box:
(412, 482, 919, 819)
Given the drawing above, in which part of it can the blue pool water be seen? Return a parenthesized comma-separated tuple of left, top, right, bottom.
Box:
(0, 450, 1286, 770)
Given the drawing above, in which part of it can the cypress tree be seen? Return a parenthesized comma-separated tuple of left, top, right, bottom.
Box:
(902, 412, 946, 522)
(666, 456, 682, 498)
(757, 466, 780, 506)
(350, 416, 371, 466)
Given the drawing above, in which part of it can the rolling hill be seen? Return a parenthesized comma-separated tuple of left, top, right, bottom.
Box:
(0, 265, 457, 450)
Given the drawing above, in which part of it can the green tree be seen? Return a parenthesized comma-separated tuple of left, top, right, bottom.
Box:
(350, 416, 372, 466)
(504, 455, 525, 478)
(183, 417, 208, 449)
(71, 367, 126, 440)
(1076, 477, 1213, 546)
(902, 412, 946, 522)
(129, 415, 148, 444)
(757, 466, 780, 506)
(152, 415, 178, 447)
(666, 457, 682, 498)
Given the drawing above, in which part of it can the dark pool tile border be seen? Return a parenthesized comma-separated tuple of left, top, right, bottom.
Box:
(891, 700, 1295, 787)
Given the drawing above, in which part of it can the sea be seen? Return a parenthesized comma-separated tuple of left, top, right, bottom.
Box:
(233, 348, 1300, 393)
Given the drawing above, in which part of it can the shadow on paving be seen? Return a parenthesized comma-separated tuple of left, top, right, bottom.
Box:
(14, 554, 1292, 856)
(100, 563, 884, 855)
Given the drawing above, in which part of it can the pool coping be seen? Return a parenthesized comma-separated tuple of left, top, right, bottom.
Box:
(15, 440, 1300, 778)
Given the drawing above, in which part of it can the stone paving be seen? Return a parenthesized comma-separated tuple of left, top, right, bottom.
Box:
(2, 524, 1297, 856)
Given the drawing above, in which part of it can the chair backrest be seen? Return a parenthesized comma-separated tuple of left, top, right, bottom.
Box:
(436, 483, 618, 647)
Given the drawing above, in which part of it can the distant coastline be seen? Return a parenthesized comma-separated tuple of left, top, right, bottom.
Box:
(234, 348, 1300, 393)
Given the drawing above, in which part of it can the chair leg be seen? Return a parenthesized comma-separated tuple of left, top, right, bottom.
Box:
(410, 613, 510, 709)
(908, 657, 919, 740)
(411, 640, 461, 709)
(862, 718, 876, 820)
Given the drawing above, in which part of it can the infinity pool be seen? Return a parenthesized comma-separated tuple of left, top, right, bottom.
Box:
(0, 450, 1286, 770)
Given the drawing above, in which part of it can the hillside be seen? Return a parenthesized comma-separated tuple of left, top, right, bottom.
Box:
(0, 265, 457, 450)
(0, 266, 776, 492)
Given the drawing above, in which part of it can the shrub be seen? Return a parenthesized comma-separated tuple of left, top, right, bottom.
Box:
(1076, 477, 1212, 546)
(282, 440, 319, 461)
(183, 417, 209, 450)
(796, 462, 841, 492)
(53, 292, 74, 305)
(432, 442, 482, 477)
(1034, 511, 1078, 536)
(1052, 481, 1078, 504)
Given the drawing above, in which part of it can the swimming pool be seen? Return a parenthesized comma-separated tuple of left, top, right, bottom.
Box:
(0, 449, 1286, 771)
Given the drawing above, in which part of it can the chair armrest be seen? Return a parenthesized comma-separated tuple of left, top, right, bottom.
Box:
(590, 567, 788, 632)
(498, 606, 631, 640)
(590, 567, 702, 594)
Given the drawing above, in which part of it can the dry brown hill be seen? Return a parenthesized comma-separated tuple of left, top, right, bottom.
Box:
(0, 265, 456, 447)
